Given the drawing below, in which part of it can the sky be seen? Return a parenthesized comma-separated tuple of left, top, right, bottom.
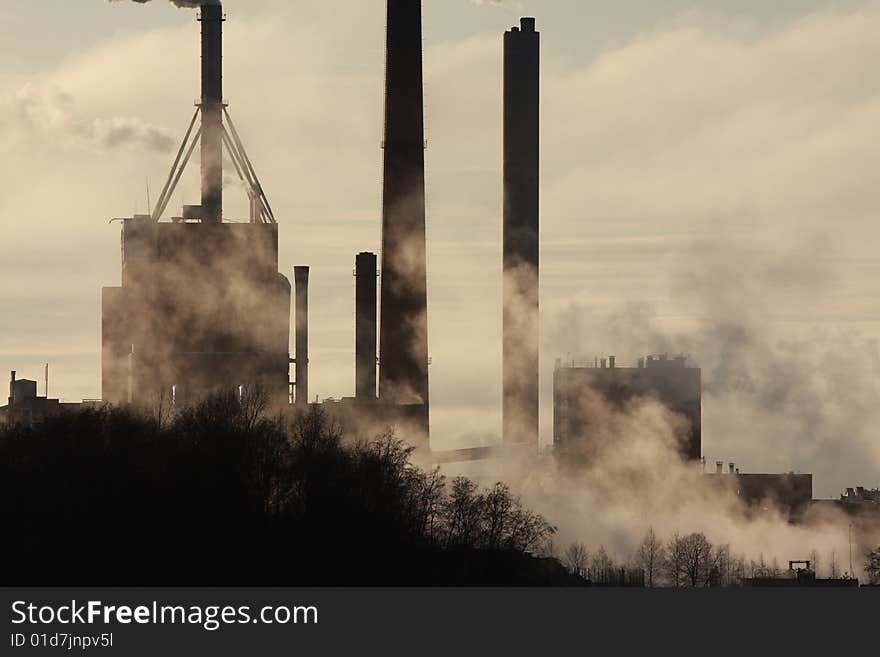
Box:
(2, 0, 880, 497)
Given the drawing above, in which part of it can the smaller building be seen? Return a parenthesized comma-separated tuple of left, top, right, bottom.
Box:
(2, 370, 96, 427)
(704, 462, 813, 515)
(553, 354, 701, 462)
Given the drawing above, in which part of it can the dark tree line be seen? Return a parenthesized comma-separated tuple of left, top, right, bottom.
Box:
(0, 393, 567, 585)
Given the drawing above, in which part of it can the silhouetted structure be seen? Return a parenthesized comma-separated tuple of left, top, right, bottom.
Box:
(553, 355, 702, 461)
(101, 5, 290, 408)
(704, 464, 813, 514)
(356, 252, 378, 400)
(1, 370, 97, 426)
(743, 561, 858, 587)
(503, 18, 540, 449)
(379, 0, 430, 435)
(294, 266, 310, 405)
(199, 3, 223, 224)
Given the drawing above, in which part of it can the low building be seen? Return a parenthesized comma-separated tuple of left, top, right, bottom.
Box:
(553, 354, 701, 462)
(2, 371, 97, 426)
(704, 462, 813, 514)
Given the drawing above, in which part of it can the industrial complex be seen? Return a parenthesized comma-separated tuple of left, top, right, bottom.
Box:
(1, 1, 876, 530)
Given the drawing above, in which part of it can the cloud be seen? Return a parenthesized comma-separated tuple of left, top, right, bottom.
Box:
(0, 82, 175, 153)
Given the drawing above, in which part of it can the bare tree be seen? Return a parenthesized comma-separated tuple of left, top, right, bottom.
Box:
(148, 388, 173, 429)
(481, 483, 515, 551)
(238, 384, 269, 433)
(713, 544, 731, 587)
(590, 546, 614, 583)
(665, 532, 713, 587)
(808, 549, 821, 577)
(865, 546, 880, 585)
(503, 502, 556, 554)
(636, 527, 665, 587)
(829, 550, 840, 578)
(729, 553, 747, 587)
(441, 477, 483, 549)
(563, 542, 589, 579)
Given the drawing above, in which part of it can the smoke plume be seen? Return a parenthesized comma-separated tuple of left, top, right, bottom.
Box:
(108, 0, 221, 9)
(0, 83, 175, 153)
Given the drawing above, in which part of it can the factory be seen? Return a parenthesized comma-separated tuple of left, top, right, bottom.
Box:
(101, 3, 292, 410)
(2, 1, 842, 505)
(94, 2, 542, 455)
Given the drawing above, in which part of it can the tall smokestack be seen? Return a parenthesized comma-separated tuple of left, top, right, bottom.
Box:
(199, 3, 224, 224)
(356, 252, 378, 400)
(503, 17, 540, 449)
(294, 266, 309, 405)
(378, 0, 430, 418)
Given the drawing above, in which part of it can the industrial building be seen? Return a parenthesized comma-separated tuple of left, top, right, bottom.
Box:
(553, 354, 702, 462)
(1, 370, 98, 426)
(101, 4, 292, 408)
(97, 1, 439, 449)
(503, 18, 541, 451)
(704, 461, 813, 514)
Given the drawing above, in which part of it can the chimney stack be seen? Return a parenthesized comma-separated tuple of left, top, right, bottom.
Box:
(8, 370, 15, 408)
(294, 266, 310, 405)
(502, 17, 540, 448)
(378, 0, 430, 419)
(199, 3, 224, 224)
(356, 252, 378, 400)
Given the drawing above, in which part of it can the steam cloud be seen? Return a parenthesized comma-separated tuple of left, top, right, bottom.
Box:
(487, 232, 880, 580)
(0, 83, 175, 153)
(108, 0, 221, 8)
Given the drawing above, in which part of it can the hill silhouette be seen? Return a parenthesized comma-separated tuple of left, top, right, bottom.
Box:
(0, 392, 578, 585)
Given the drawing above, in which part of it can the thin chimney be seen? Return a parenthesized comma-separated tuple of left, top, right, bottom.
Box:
(199, 3, 224, 223)
(294, 267, 309, 405)
(356, 252, 378, 400)
(378, 0, 430, 419)
(502, 17, 540, 448)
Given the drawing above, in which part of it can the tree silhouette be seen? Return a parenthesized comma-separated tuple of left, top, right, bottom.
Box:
(0, 397, 567, 586)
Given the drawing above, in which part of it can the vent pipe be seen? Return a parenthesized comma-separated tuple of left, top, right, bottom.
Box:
(294, 266, 310, 406)
(199, 4, 224, 224)
(356, 252, 378, 400)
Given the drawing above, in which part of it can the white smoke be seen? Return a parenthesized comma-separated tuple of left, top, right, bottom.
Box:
(469, 0, 522, 7)
(0, 83, 175, 154)
(108, 0, 221, 9)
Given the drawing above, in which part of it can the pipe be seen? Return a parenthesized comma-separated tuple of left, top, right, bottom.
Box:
(199, 4, 224, 224)
(294, 266, 310, 405)
(9, 370, 15, 408)
(356, 252, 378, 400)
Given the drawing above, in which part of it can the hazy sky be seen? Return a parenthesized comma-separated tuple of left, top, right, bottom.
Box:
(2, 0, 880, 496)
